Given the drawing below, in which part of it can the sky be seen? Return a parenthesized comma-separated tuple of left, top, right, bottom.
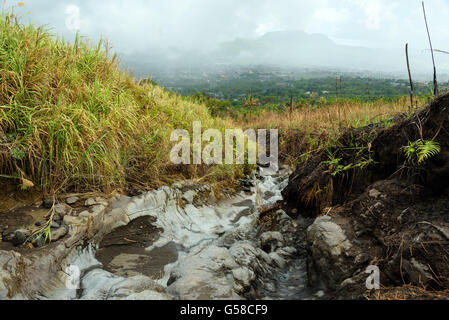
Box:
(8, 0, 449, 75)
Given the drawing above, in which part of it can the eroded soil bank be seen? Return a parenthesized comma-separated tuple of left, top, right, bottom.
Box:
(283, 94, 449, 299)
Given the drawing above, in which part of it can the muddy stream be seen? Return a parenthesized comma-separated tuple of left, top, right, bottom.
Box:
(0, 166, 322, 300)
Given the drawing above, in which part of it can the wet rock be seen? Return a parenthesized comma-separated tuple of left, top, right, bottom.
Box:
(95, 197, 108, 206)
(232, 267, 255, 294)
(181, 181, 196, 191)
(263, 191, 275, 200)
(264, 282, 276, 292)
(63, 215, 85, 226)
(239, 179, 255, 188)
(51, 221, 60, 229)
(85, 198, 96, 206)
(35, 221, 45, 227)
(32, 236, 46, 248)
(182, 190, 196, 204)
(217, 227, 253, 248)
(277, 246, 297, 257)
(268, 252, 286, 268)
(167, 244, 240, 300)
(90, 205, 106, 215)
(260, 232, 284, 253)
(232, 268, 255, 287)
(43, 198, 55, 209)
(51, 226, 68, 242)
(78, 210, 90, 218)
(233, 199, 254, 208)
(66, 197, 79, 205)
(307, 216, 352, 257)
(109, 275, 173, 300)
(84, 197, 108, 207)
(306, 216, 355, 290)
(229, 242, 272, 276)
(172, 183, 182, 190)
(80, 269, 125, 300)
(54, 204, 70, 216)
(11, 229, 29, 246)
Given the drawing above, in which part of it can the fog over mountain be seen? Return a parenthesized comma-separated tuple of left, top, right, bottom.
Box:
(14, 0, 449, 80)
(124, 30, 449, 80)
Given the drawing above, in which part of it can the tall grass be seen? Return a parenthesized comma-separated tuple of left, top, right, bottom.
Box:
(235, 97, 424, 165)
(0, 13, 243, 193)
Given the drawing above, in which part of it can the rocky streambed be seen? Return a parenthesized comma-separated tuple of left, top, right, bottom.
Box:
(0, 166, 322, 300)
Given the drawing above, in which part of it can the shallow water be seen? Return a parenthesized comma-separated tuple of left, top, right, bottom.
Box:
(42, 167, 316, 300)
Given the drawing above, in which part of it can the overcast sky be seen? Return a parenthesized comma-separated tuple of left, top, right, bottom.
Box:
(10, 0, 449, 74)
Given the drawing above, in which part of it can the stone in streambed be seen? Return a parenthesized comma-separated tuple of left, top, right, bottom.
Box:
(260, 232, 284, 253)
(54, 204, 70, 216)
(85, 198, 96, 206)
(66, 196, 79, 205)
(182, 190, 196, 204)
(43, 198, 54, 209)
(51, 221, 60, 229)
(263, 190, 276, 200)
(11, 229, 29, 246)
(51, 226, 68, 242)
(32, 236, 46, 248)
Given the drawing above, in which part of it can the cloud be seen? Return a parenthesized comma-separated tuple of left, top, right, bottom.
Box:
(12, 0, 449, 74)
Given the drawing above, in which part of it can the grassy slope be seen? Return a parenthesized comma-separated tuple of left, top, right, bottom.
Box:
(0, 13, 244, 194)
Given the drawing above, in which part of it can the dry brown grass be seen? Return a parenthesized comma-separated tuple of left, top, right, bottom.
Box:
(234, 97, 426, 167)
(242, 97, 420, 134)
(368, 285, 449, 300)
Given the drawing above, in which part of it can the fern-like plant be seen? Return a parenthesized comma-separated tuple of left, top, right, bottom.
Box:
(404, 140, 441, 164)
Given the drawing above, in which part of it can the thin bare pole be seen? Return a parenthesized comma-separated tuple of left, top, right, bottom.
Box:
(339, 77, 342, 96)
(336, 77, 339, 100)
(422, 1, 438, 96)
(289, 91, 293, 124)
(405, 43, 414, 111)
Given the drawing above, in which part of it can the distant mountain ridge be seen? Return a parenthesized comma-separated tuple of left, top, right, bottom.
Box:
(123, 30, 448, 80)
(213, 30, 399, 71)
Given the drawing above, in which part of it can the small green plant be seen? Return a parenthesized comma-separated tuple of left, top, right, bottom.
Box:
(404, 140, 441, 164)
(321, 149, 374, 177)
(26, 207, 54, 247)
(31, 223, 52, 245)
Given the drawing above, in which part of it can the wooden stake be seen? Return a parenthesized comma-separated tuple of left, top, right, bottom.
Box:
(406, 43, 414, 112)
(422, 1, 438, 96)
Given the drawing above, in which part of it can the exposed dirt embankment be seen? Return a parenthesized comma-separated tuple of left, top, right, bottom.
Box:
(283, 94, 449, 299)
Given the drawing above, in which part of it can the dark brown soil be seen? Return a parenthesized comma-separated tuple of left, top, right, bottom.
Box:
(284, 94, 449, 216)
(95, 216, 178, 280)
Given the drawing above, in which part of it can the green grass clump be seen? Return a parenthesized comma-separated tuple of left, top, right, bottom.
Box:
(0, 13, 243, 193)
